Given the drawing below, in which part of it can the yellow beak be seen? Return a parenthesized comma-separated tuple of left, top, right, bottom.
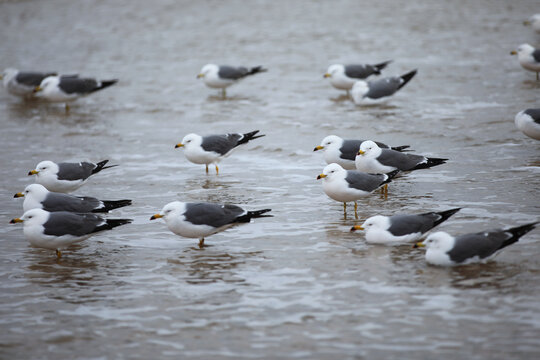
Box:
(33, 86, 42, 93)
(28, 169, 39, 176)
(317, 174, 326, 180)
(150, 214, 163, 220)
(357, 150, 365, 155)
(197, 73, 204, 79)
(523, 20, 531, 26)
(313, 145, 324, 151)
(175, 143, 184, 149)
(413, 241, 425, 248)
(10, 218, 23, 224)
(510, 50, 517, 55)
(350, 225, 364, 232)
(323, 73, 331, 78)
(14, 192, 24, 198)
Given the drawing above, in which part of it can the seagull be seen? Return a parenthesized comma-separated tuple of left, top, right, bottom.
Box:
(414, 222, 538, 266)
(510, 44, 540, 80)
(33, 75, 118, 110)
(350, 69, 417, 104)
(1, 68, 57, 98)
(523, 14, 540, 33)
(197, 64, 267, 96)
(314, 135, 410, 170)
(515, 108, 540, 140)
(323, 61, 392, 93)
(317, 163, 399, 218)
(150, 201, 272, 248)
(14, 183, 132, 213)
(28, 160, 117, 193)
(175, 130, 265, 174)
(10, 208, 132, 258)
(355, 140, 447, 174)
(350, 208, 461, 244)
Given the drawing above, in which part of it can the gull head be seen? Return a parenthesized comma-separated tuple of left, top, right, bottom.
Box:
(150, 201, 186, 222)
(511, 43, 535, 57)
(324, 64, 344, 78)
(314, 135, 342, 152)
(10, 208, 49, 226)
(317, 163, 345, 181)
(415, 231, 454, 250)
(29, 160, 58, 177)
(361, 215, 390, 232)
(176, 133, 202, 150)
(358, 140, 381, 157)
(15, 184, 48, 201)
(198, 64, 218, 79)
(34, 75, 59, 94)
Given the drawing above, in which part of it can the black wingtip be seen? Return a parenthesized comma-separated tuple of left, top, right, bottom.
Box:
(374, 60, 393, 71)
(94, 199, 132, 213)
(433, 208, 461, 227)
(92, 160, 119, 174)
(239, 130, 266, 145)
(385, 170, 400, 181)
(391, 145, 411, 152)
(248, 66, 268, 75)
(397, 69, 418, 90)
(500, 222, 538, 250)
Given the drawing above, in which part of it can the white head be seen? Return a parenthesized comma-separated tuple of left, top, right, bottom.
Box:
(17, 184, 49, 211)
(30, 160, 59, 178)
(515, 43, 535, 57)
(324, 64, 345, 78)
(176, 133, 202, 150)
(197, 64, 219, 79)
(2, 68, 19, 86)
(361, 215, 391, 231)
(35, 75, 60, 95)
(316, 135, 343, 151)
(358, 140, 382, 158)
(351, 80, 369, 100)
(151, 201, 187, 223)
(421, 231, 455, 252)
(318, 163, 346, 181)
(16, 208, 50, 227)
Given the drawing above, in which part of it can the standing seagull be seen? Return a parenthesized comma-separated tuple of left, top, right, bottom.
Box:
(350, 69, 417, 104)
(314, 135, 410, 170)
(34, 75, 118, 110)
(317, 163, 398, 218)
(1, 68, 57, 98)
(10, 208, 132, 258)
(323, 61, 392, 93)
(197, 64, 267, 96)
(355, 140, 447, 174)
(510, 44, 540, 80)
(150, 201, 272, 248)
(414, 222, 538, 266)
(350, 208, 461, 244)
(28, 160, 117, 193)
(514, 108, 540, 140)
(14, 183, 132, 213)
(175, 130, 265, 174)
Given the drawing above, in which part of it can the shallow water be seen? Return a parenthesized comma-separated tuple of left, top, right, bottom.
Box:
(1, 0, 539, 359)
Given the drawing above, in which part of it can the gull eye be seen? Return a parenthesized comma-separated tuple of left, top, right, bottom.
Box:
(27, 215, 32, 219)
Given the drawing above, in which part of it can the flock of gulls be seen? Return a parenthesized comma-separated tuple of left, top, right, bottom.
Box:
(3, 15, 540, 266)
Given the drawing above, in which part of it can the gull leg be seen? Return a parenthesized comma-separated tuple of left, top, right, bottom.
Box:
(205, 164, 209, 173)
(56, 249, 62, 258)
(198, 238, 205, 248)
(65, 103, 70, 113)
(354, 201, 358, 219)
(215, 165, 219, 175)
(343, 202, 347, 218)
(221, 88, 226, 98)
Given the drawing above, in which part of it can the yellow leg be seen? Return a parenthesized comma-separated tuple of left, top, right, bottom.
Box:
(65, 103, 70, 112)
(215, 165, 219, 175)
(221, 88, 227, 97)
(198, 238, 205, 248)
(56, 249, 62, 258)
(205, 164, 209, 173)
(354, 201, 358, 219)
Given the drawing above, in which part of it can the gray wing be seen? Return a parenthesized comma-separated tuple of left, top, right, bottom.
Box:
(447, 231, 512, 263)
(532, 49, 540, 63)
(201, 134, 242, 155)
(43, 212, 104, 236)
(339, 140, 390, 161)
(42, 193, 100, 212)
(344, 65, 377, 79)
(388, 214, 438, 236)
(58, 77, 99, 94)
(345, 171, 387, 192)
(218, 66, 249, 80)
(184, 203, 245, 228)
(376, 149, 425, 171)
(524, 108, 540, 124)
(16, 72, 56, 86)
(365, 77, 402, 99)
(56, 162, 97, 181)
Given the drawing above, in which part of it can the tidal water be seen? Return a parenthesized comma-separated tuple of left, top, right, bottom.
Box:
(1, 0, 539, 359)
